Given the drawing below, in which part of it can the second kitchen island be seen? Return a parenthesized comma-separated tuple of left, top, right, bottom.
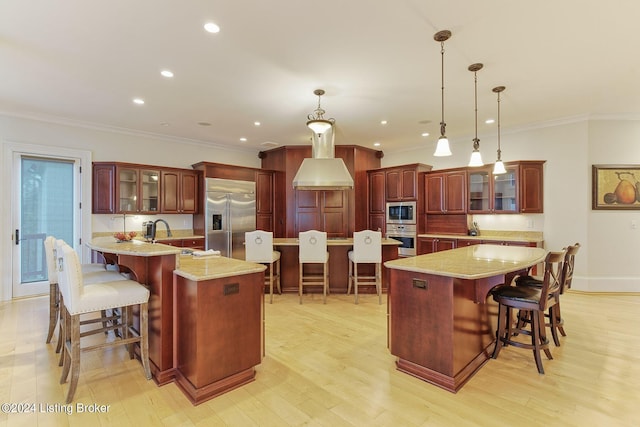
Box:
(384, 244, 546, 393)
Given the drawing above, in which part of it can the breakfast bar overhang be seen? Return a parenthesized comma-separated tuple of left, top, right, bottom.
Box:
(384, 244, 546, 393)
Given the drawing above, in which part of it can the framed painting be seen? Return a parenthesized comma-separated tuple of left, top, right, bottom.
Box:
(592, 164, 640, 210)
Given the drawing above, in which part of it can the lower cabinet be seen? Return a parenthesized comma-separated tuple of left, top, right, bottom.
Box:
(156, 238, 205, 250)
(417, 237, 456, 255)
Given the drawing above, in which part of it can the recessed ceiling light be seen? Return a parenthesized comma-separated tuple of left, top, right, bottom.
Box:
(160, 122, 170, 127)
(380, 120, 388, 125)
(421, 132, 429, 137)
(133, 98, 145, 105)
(197, 122, 212, 126)
(254, 121, 261, 126)
(239, 137, 247, 142)
(160, 70, 174, 78)
(373, 142, 381, 147)
(485, 119, 495, 124)
(204, 22, 220, 33)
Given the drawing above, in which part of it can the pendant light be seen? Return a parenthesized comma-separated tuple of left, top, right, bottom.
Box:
(306, 89, 334, 136)
(468, 63, 484, 167)
(492, 86, 507, 175)
(433, 30, 452, 157)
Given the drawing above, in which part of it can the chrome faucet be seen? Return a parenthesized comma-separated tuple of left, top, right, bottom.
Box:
(152, 219, 172, 240)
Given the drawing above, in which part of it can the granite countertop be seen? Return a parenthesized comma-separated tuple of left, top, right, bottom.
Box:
(88, 237, 182, 256)
(417, 230, 544, 243)
(384, 244, 546, 279)
(273, 237, 402, 246)
(175, 255, 266, 281)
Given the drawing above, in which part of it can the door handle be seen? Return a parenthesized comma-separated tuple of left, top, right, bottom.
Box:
(15, 229, 19, 245)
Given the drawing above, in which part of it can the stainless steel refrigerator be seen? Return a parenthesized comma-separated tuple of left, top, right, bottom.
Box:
(205, 178, 256, 259)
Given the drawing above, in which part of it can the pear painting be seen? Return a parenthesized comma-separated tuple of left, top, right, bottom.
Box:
(594, 167, 640, 209)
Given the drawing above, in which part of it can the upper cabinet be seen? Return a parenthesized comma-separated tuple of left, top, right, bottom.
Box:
(468, 161, 545, 214)
(92, 162, 200, 214)
(425, 169, 467, 214)
(160, 169, 199, 214)
(255, 170, 274, 232)
(385, 164, 431, 201)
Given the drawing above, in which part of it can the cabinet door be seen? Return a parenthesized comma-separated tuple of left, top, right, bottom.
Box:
(468, 168, 492, 213)
(256, 171, 274, 215)
(369, 171, 386, 213)
(179, 171, 198, 214)
(435, 238, 456, 252)
(117, 167, 139, 213)
(493, 165, 519, 213)
(161, 170, 180, 213)
(369, 214, 386, 234)
(520, 162, 544, 213)
(457, 239, 481, 247)
(401, 169, 417, 199)
(141, 169, 160, 213)
(92, 163, 116, 214)
(425, 173, 445, 213)
(385, 170, 402, 201)
(417, 237, 436, 255)
(444, 171, 466, 213)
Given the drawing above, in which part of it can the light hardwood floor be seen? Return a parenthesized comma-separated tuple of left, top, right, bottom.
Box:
(1, 291, 639, 426)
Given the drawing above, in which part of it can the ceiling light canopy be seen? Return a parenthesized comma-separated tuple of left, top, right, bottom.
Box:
(306, 89, 335, 136)
(493, 86, 507, 175)
(468, 63, 484, 167)
(433, 30, 452, 157)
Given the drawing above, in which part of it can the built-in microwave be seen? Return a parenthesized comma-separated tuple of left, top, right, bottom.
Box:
(386, 201, 416, 224)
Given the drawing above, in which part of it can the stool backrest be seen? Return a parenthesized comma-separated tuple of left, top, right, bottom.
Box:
(560, 243, 580, 293)
(351, 230, 382, 263)
(44, 236, 58, 285)
(539, 249, 566, 311)
(245, 230, 274, 263)
(55, 240, 84, 313)
(299, 230, 327, 263)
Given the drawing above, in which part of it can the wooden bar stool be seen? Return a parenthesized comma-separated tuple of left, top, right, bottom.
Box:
(56, 241, 151, 403)
(347, 230, 382, 304)
(491, 250, 565, 374)
(515, 243, 580, 344)
(245, 230, 281, 304)
(298, 230, 329, 304)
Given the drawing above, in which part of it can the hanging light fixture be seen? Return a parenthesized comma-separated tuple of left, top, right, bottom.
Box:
(468, 63, 484, 167)
(306, 89, 334, 136)
(492, 86, 507, 175)
(433, 30, 452, 156)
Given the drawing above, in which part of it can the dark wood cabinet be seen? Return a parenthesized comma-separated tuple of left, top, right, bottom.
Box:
(385, 164, 431, 201)
(425, 169, 467, 214)
(93, 162, 199, 215)
(160, 169, 199, 214)
(468, 161, 544, 214)
(255, 171, 274, 232)
(155, 238, 205, 250)
(295, 190, 348, 237)
(417, 237, 456, 255)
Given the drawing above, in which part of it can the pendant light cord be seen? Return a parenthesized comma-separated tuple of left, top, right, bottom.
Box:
(496, 89, 502, 159)
(473, 69, 479, 148)
(440, 41, 446, 137)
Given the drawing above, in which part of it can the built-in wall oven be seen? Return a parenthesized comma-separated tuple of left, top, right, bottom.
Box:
(386, 223, 416, 257)
(385, 201, 417, 257)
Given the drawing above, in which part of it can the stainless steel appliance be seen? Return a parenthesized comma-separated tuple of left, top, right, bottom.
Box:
(205, 178, 256, 259)
(386, 223, 416, 257)
(386, 201, 416, 225)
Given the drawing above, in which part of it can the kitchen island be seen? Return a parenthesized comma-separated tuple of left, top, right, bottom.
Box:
(384, 244, 546, 393)
(273, 237, 401, 294)
(173, 256, 266, 405)
(88, 237, 266, 406)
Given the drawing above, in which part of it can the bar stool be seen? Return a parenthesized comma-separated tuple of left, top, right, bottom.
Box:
(298, 230, 329, 304)
(245, 230, 281, 304)
(347, 230, 382, 304)
(515, 243, 580, 344)
(43, 236, 126, 352)
(491, 249, 565, 374)
(56, 240, 151, 403)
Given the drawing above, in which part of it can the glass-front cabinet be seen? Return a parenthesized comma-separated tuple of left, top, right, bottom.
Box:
(117, 166, 160, 213)
(467, 161, 544, 214)
(468, 164, 518, 213)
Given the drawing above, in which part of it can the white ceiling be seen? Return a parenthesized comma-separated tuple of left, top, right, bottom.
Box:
(1, 0, 639, 156)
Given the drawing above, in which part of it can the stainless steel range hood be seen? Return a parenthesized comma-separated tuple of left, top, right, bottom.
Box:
(292, 125, 354, 190)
